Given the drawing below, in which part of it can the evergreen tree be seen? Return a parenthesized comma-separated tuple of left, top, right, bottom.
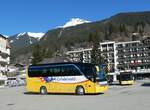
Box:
(107, 22, 113, 36)
(119, 23, 128, 37)
(134, 21, 145, 36)
(90, 32, 104, 64)
(80, 52, 83, 62)
(32, 44, 43, 64)
(131, 35, 137, 41)
(104, 30, 109, 40)
(119, 24, 125, 32)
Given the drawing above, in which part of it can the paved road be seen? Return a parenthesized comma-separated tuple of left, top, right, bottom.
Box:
(0, 79, 150, 110)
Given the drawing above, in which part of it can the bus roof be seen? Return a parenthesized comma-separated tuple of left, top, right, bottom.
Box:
(29, 62, 94, 68)
(120, 72, 132, 74)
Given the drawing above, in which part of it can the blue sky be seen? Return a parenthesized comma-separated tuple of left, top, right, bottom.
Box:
(0, 0, 150, 36)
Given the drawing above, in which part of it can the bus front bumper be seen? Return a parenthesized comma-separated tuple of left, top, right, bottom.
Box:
(95, 84, 108, 93)
(121, 80, 134, 85)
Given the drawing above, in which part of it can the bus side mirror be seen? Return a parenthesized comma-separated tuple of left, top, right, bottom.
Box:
(90, 77, 95, 82)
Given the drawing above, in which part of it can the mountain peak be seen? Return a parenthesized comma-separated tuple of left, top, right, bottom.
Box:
(27, 32, 45, 40)
(17, 32, 26, 37)
(59, 18, 91, 28)
(16, 32, 45, 40)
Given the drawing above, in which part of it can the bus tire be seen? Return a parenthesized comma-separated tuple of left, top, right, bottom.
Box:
(76, 86, 85, 95)
(40, 86, 47, 95)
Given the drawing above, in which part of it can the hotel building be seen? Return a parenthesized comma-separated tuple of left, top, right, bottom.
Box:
(66, 37, 150, 81)
(0, 34, 10, 87)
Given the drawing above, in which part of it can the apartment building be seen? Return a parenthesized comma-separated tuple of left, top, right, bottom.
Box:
(67, 48, 92, 63)
(100, 41, 117, 73)
(0, 34, 10, 87)
(67, 41, 117, 72)
(66, 37, 150, 81)
(116, 39, 150, 72)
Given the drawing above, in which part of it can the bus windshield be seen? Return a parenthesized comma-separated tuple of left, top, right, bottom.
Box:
(76, 63, 96, 79)
(76, 63, 107, 82)
(120, 73, 133, 81)
(95, 65, 107, 82)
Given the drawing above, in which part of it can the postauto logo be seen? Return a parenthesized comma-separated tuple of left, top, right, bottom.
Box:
(41, 77, 76, 82)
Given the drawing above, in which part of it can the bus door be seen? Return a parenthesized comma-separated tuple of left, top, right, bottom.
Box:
(85, 66, 97, 93)
(95, 65, 107, 88)
(85, 76, 95, 93)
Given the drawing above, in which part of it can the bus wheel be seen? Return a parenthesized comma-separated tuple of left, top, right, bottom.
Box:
(40, 86, 47, 95)
(76, 86, 85, 95)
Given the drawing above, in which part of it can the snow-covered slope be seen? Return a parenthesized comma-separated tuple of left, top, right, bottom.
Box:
(16, 32, 45, 40)
(3, 35, 9, 38)
(59, 18, 91, 28)
(27, 32, 45, 40)
(8, 32, 45, 49)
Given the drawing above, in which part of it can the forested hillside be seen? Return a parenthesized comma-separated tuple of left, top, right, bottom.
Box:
(10, 11, 150, 64)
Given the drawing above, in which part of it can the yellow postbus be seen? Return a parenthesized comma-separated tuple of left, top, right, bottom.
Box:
(26, 63, 108, 95)
(119, 72, 134, 85)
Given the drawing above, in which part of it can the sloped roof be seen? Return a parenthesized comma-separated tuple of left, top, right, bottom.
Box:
(0, 34, 7, 39)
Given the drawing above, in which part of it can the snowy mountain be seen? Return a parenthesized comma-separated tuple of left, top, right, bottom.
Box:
(8, 32, 45, 49)
(3, 35, 9, 38)
(8, 18, 89, 47)
(58, 18, 91, 28)
(16, 32, 44, 40)
(27, 32, 45, 40)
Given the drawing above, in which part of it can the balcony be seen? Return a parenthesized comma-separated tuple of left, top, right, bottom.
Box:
(0, 47, 10, 54)
(0, 57, 8, 62)
(0, 52, 9, 58)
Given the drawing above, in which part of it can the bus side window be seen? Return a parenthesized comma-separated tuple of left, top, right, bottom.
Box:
(63, 66, 74, 76)
(82, 66, 93, 77)
(69, 66, 74, 76)
(53, 67, 60, 76)
(63, 66, 70, 76)
(28, 68, 42, 77)
(72, 66, 81, 76)
(42, 68, 48, 77)
(49, 67, 53, 76)
(60, 66, 64, 76)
